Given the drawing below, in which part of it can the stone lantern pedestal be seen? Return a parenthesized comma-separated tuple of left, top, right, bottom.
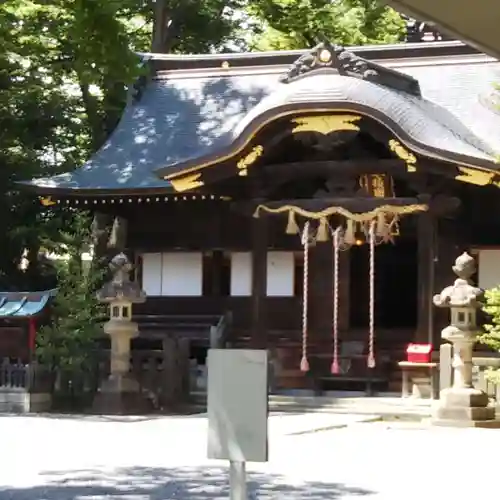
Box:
(431, 252, 500, 428)
(93, 253, 150, 414)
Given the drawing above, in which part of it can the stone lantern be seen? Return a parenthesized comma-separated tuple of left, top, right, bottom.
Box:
(93, 253, 148, 413)
(431, 252, 500, 427)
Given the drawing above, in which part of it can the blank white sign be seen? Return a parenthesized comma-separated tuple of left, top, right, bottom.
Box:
(207, 349, 268, 463)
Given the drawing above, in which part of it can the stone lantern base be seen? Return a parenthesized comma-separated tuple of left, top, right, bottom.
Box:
(93, 374, 153, 415)
(431, 387, 500, 428)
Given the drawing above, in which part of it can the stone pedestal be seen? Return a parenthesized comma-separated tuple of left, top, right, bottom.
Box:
(92, 253, 151, 415)
(431, 252, 500, 428)
(433, 387, 497, 426)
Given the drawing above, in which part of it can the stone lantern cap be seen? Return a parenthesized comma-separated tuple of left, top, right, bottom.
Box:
(433, 252, 483, 309)
(96, 253, 146, 304)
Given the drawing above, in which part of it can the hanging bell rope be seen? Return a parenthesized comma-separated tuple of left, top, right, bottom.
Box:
(331, 226, 341, 374)
(367, 220, 376, 369)
(300, 221, 310, 372)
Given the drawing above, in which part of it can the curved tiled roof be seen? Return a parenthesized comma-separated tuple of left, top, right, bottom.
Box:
(0, 290, 56, 318)
(158, 72, 496, 178)
(26, 47, 500, 193)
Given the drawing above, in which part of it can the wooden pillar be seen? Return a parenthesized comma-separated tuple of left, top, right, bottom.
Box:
(211, 250, 224, 296)
(434, 218, 462, 344)
(309, 242, 333, 348)
(416, 211, 436, 343)
(251, 216, 267, 349)
(338, 250, 350, 331)
(162, 337, 190, 407)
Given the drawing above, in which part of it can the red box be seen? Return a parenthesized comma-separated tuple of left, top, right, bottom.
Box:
(406, 343, 432, 364)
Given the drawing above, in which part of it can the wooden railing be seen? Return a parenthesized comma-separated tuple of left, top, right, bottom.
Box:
(473, 356, 500, 401)
(134, 311, 230, 344)
(0, 359, 28, 389)
(210, 311, 233, 348)
(0, 359, 52, 392)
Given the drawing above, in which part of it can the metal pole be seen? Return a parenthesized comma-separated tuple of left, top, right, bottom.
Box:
(229, 461, 247, 500)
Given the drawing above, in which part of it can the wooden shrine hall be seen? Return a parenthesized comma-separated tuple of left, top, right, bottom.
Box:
(25, 39, 500, 393)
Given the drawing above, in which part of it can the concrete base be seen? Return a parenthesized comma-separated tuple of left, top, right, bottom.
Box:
(0, 389, 52, 413)
(92, 374, 152, 415)
(430, 418, 500, 428)
(412, 376, 432, 399)
(431, 387, 500, 428)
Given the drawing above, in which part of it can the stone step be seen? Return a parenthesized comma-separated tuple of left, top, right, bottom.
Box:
(189, 391, 433, 418)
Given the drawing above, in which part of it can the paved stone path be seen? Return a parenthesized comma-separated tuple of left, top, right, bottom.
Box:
(0, 412, 497, 499)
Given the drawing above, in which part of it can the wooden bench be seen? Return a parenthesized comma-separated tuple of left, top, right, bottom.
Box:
(313, 341, 390, 396)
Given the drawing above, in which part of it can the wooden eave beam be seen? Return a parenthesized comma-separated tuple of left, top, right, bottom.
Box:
(259, 159, 406, 180)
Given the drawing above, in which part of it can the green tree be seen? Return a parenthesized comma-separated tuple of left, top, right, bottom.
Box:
(37, 213, 105, 381)
(247, 0, 406, 50)
(150, 0, 248, 52)
(480, 287, 500, 383)
(0, 1, 148, 288)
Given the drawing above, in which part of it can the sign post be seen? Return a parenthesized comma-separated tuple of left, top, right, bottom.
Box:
(229, 461, 247, 500)
(207, 349, 269, 499)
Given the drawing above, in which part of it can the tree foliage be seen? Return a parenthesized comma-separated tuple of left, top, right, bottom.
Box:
(480, 287, 500, 382)
(247, 0, 406, 50)
(37, 213, 105, 372)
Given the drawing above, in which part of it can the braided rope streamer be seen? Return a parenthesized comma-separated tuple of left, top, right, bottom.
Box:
(367, 220, 376, 369)
(300, 222, 310, 372)
(253, 203, 428, 222)
(331, 227, 341, 374)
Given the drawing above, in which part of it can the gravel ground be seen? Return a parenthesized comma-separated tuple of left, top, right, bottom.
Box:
(0, 413, 498, 499)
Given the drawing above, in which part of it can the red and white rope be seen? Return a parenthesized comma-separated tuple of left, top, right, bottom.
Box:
(368, 220, 376, 368)
(300, 222, 310, 372)
(331, 227, 340, 374)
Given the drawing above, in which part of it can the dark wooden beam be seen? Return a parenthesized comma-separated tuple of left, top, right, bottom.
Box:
(416, 210, 436, 344)
(260, 159, 406, 179)
(251, 214, 268, 349)
(257, 158, 475, 189)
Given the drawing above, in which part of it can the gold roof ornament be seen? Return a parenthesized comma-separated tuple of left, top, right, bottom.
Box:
(291, 114, 361, 135)
(318, 49, 332, 63)
(236, 145, 264, 176)
(169, 173, 205, 192)
(388, 139, 417, 172)
(455, 166, 495, 186)
(40, 197, 56, 207)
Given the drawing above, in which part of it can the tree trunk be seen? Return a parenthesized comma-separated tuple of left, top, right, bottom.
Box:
(151, 0, 180, 53)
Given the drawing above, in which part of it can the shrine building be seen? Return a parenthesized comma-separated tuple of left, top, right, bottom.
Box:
(24, 38, 500, 393)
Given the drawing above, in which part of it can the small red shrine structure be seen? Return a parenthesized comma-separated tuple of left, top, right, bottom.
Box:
(0, 290, 56, 362)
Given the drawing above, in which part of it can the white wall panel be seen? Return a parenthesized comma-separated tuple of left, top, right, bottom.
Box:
(141, 253, 162, 296)
(478, 249, 500, 290)
(162, 252, 203, 296)
(266, 251, 294, 297)
(231, 252, 252, 296)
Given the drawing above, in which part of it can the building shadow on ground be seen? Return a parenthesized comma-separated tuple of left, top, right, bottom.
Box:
(0, 465, 374, 499)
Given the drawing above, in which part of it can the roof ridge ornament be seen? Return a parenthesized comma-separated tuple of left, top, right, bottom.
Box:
(280, 41, 421, 97)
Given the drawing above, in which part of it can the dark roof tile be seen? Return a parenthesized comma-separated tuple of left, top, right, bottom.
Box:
(28, 51, 500, 193)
